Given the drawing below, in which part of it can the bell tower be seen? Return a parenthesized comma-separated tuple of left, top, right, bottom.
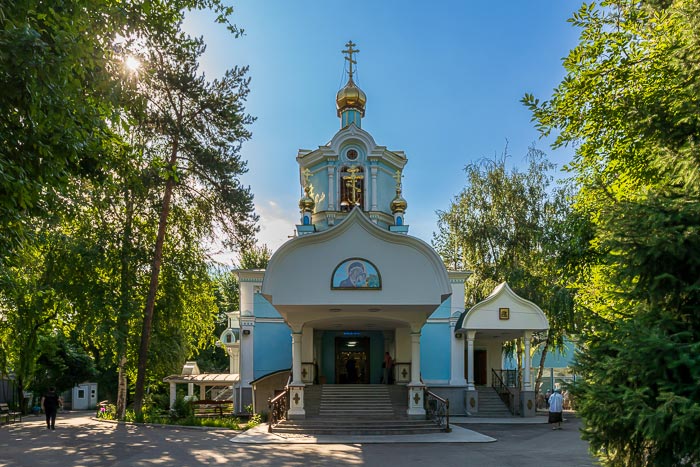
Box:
(296, 41, 409, 235)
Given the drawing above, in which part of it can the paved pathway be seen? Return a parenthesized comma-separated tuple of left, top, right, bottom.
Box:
(0, 411, 595, 467)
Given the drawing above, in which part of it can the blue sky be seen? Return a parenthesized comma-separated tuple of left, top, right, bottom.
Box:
(184, 1, 581, 259)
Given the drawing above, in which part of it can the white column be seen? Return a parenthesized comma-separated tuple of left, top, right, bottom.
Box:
(450, 330, 467, 386)
(407, 331, 426, 418)
(327, 166, 335, 211)
(169, 383, 176, 409)
(371, 167, 378, 210)
(229, 346, 240, 374)
(199, 384, 206, 400)
(187, 383, 194, 397)
(288, 330, 306, 419)
(292, 331, 303, 385)
(466, 331, 476, 390)
(240, 317, 255, 394)
(523, 331, 532, 390)
(410, 332, 421, 383)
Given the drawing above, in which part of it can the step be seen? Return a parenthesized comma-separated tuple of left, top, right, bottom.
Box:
(274, 419, 444, 436)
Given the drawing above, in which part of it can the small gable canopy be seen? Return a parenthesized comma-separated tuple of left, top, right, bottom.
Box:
(456, 282, 549, 333)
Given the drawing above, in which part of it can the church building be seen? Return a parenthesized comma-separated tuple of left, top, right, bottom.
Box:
(227, 42, 549, 419)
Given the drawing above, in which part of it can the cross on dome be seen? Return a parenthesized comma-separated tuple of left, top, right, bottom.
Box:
(336, 40, 367, 122)
(342, 40, 360, 81)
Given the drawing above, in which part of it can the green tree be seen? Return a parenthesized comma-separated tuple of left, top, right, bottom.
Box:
(0, 226, 88, 411)
(433, 147, 576, 391)
(524, 1, 700, 464)
(196, 244, 272, 373)
(0, 0, 258, 420)
(0, 0, 125, 255)
(33, 334, 97, 395)
(131, 27, 257, 415)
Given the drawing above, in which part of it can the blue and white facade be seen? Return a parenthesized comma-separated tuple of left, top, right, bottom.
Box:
(232, 43, 549, 418)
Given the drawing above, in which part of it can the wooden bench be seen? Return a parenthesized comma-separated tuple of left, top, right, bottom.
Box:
(0, 403, 21, 424)
(190, 400, 233, 418)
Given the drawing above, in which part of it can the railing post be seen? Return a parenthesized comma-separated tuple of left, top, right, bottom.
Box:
(267, 397, 273, 433)
(446, 398, 450, 433)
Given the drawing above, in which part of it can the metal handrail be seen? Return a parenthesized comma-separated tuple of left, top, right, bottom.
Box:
(267, 373, 292, 433)
(424, 389, 451, 432)
(491, 369, 516, 415)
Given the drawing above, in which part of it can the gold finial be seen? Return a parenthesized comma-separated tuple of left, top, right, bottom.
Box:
(299, 183, 315, 212)
(393, 170, 403, 191)
(342, 40, 360, 81)
(302, 168, 312, 187)
(391, 170, 407, 214)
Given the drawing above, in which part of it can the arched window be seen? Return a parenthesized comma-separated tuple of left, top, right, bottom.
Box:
(339, 165, 364, 211)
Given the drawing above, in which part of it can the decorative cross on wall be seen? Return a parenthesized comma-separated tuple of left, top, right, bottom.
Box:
(343, 166, 364, 205)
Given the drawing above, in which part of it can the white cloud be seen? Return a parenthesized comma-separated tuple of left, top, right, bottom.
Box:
(207, 199, 297, 266)
(254, 200, 298, 253)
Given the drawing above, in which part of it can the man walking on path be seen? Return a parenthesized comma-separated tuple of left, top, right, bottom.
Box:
(41, 387, 62, 430)
(548, 388, 564, 430)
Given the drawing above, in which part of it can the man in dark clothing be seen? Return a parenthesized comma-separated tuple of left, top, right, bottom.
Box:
(41, 387, 61, 430)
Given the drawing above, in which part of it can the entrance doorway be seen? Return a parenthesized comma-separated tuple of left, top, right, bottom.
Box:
(335, 337, 370, 384)
(465, 349, 488, 385)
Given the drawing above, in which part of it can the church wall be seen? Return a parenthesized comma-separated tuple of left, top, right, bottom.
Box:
(375, 167, 399, 213)
(420, 322, 451, 383)
(449, 278, 466, 313)
(466, 290, 548, 331)
(240, 281, 258, 316)
(427, 298, 451, 319)
(474, 339, 506, 386)
(264, 222, 447, 307)
(252, 322, 292, 381)
(302, 327, 314, 362)
(253, 293, 282, 318)
(320, 332, 335, 383)
(394, 327, 411, 364)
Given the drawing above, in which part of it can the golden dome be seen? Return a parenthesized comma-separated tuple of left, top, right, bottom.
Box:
(336, 78, 366, 117)
(299, 186, 315, 212)
(391, 190, 407, 214)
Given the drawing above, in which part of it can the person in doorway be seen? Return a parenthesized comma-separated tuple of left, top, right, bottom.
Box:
(548, 388, 564, 430)
(383, 352, 393, 385)
(345, 357, 357, 383)
(41, 387, 62, 430)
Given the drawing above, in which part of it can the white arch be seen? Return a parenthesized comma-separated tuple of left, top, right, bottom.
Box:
(262, 208, 451, 331)
(329, 124, 377, 156)
(457, 282, 549, 332)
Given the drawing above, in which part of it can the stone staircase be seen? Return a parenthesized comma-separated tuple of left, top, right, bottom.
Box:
(319, 384, 395, 418)
(475, 386, 513, 417)
(272, 384, 444, 435)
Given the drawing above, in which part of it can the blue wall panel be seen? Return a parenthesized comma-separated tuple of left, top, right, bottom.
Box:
(254, 293, 282, 318)
(253, 322, 292, 380)
(420, 322, 450, 381)
(428, 298, 452, 319)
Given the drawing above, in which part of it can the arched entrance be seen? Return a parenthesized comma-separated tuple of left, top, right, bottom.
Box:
(456, 282, 549, 417)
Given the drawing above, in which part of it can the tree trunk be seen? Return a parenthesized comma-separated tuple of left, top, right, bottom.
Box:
(116, 192, 134, 420)
(534, 334, 551, 395)
(116, 355, 127, 419)
(16, 377, 25, 415)
(133, 140, 178, 416)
